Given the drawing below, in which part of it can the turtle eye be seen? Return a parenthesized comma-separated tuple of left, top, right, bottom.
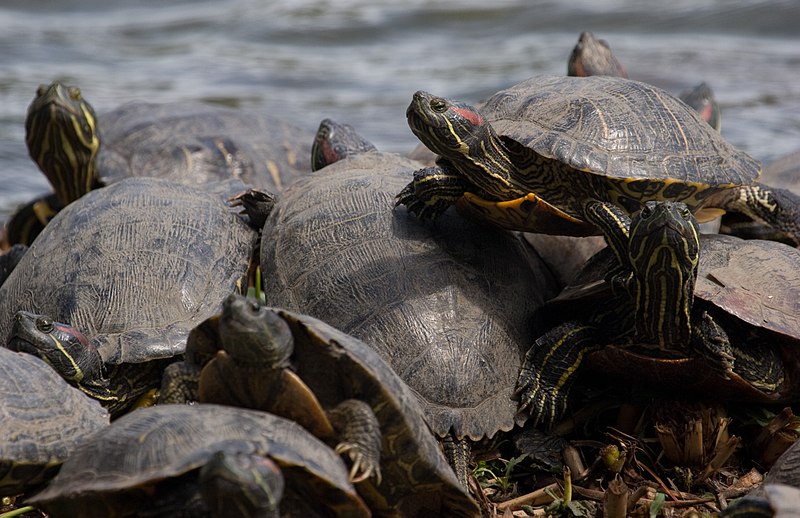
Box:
(248, 301, 261, 313)
(36, 317, 54, 333)
(681, 207, 691, 219)
(640, 205, 652, 219)
(68, 87, 82, 101)
(430, 99, 447, 113)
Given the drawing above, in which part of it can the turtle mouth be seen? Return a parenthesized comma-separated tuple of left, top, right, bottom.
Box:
(7, 335, 44, 356)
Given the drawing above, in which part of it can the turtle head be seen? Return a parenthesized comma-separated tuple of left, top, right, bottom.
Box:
(8, 310, 104, 384)
(678, 82, 721, 131)
(311, 118, 377, 172)
(628, 201, 700, 348)
(218, 294, 294, 369)
(25, 82, 101, 207)
(200, 451, 284, 518)
(567, 31, 628, 78)
(406, 91, 489, 161)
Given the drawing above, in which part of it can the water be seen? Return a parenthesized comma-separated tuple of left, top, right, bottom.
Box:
(1, 0, 799, 222)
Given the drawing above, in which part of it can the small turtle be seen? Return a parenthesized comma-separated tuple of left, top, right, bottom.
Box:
(6, 82, 313, 245)
(0, 346, 109, 496)
(161, 294, 480, 516)
(243, 119, 558, 485)
(28, 404, 370, 518)
(1, 177, 257, 415)
(396, 75, 800, 281)
(520, 201, 800, 427)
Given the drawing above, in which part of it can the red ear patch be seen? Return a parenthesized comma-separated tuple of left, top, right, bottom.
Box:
(451, 106, 485, 126)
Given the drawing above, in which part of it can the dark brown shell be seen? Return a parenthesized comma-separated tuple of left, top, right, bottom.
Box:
(481, 75, 760, 186)
(0, 177, 257, 365)
(97, 102, 314, 192)
(0, 347, 109, 496)
(261, 151, 559, 441)
(29, 404, 369, 518)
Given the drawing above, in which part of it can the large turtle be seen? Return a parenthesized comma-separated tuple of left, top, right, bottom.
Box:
(0, 346, 109, 497)
(245, 119, 558, 483)
(5, 81, 313, 245)
(1, 177, 257, 415)
(161, 293, 480, 516)
(519, 200, 800, 427)
(396, 75, 800, 279)
(28, 404, 371, 518)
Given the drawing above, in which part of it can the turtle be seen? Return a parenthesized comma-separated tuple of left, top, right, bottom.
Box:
(518, 200, 800, 427)
(0, 346, 109, 497)
(242, 118, 558, 484)
(28, 404, 371, 518)
(567, 31, 721, 130)
(395, 75, 800, 280)
(720, 438, 800, 517)
(1, 177, 257, 415)
(5, 81, 313, 246)
(161, 293, 480, 517)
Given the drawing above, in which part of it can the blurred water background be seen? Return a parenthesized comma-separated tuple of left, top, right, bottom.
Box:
(1, 0, 799, 222)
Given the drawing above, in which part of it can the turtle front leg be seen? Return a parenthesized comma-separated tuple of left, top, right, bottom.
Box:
(714, 183, 800, 246)
(516, 321, 601, 429)
(691, 310, 736, 379)
(396, 160, 472, 220)
(581, 199, 631, 275)
(327, 399, 383, 484)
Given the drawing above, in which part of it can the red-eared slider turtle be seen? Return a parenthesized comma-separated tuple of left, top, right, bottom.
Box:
(396, 75, 800, 277)
(161, 294, 480, 517)
(28, 404, 370, 518)
(246, 119, 558, 485)
(0, 346, 109, 496)
(1, 177, 257, 415)
(519, 200, 800, 427)
(5, 82, 313, 245)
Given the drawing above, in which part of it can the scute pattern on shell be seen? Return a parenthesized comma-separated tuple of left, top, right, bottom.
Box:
(0, 177, 257, 364)
(0, 347, 109, 495)
(262, 151, 558, 441)
(481, 75, 760, 185)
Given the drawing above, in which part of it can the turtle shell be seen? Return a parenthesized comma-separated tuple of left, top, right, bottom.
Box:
(29, 404, 369, 518)
(96, 101, 314, 193)
(0, 177, 257, 365)
(261, 151, 559, 441)
(0, 347, 109, 496)
(482, 75, 758, 188)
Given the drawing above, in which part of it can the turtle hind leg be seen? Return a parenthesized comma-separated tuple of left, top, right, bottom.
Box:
(327, 399, 382, 484)
(717, 183, 800, 246)
(516, 321, 601, 429)
(441, 433, 471, 489)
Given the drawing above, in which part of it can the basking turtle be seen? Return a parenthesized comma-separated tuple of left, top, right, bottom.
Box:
(396, 75, 800, 276)
(28, 404, 370, 518)
(1, 177, 257, 415)
(245, 119, 557, 483)
(519, 200, 800, 427)
(161, 293, 480, 517)
(0, 346, 109, 497)
(5, 81, 313, 245)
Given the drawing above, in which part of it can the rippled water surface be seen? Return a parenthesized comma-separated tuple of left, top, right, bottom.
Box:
(1, 0, 799, 220)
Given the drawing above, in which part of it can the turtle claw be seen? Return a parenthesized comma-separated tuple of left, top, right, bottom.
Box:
(335, 442, 382, 485)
